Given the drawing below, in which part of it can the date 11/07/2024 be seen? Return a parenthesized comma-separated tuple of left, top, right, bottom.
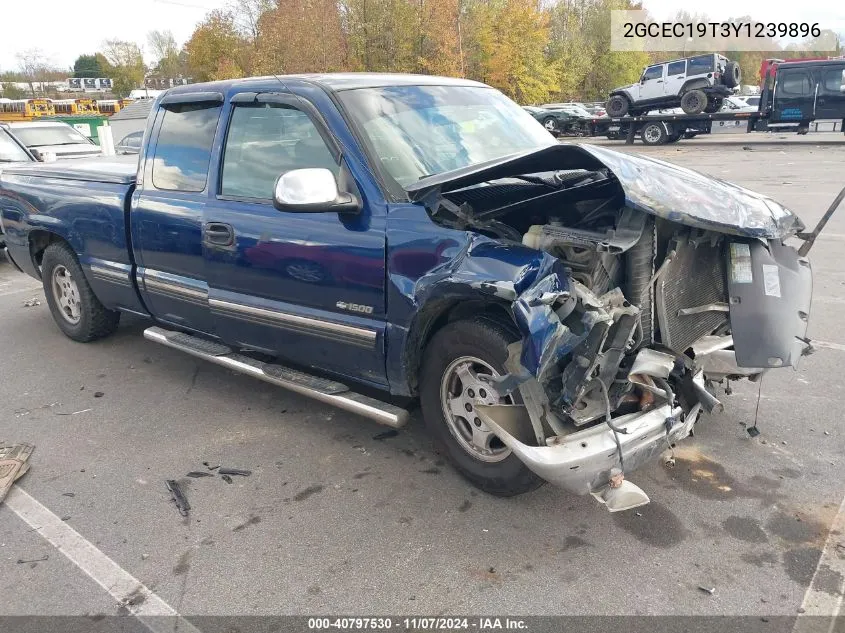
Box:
(622, 21, 822, 39)
(308, 617, 529, 631)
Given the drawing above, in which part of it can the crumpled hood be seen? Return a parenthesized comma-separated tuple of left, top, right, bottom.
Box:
(578, 144, 803, 239)
(407, 143, 803, 239)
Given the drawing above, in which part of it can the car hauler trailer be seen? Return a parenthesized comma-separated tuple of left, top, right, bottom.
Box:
(591, 58, 845, 145)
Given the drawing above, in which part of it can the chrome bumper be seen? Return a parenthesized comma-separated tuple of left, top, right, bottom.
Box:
(476, 403, 698, 495)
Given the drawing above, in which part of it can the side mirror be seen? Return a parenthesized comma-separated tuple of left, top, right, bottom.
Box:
(273, 168, 360, 214)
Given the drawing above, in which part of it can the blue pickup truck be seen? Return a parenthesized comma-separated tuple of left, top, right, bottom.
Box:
(0, 74, 818, 510)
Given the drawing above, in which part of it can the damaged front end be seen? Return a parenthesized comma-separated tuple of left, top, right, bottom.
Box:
(409, 144, 817, 510)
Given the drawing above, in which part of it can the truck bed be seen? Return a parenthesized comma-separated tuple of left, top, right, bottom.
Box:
(0, 157, 145, 314)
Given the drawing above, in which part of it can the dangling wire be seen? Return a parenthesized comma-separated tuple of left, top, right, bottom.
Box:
(748, 373, 765, 437)
(596, 379, 628, 472)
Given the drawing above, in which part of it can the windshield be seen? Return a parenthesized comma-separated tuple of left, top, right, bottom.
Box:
(0, 130, 31, 162)
(338, 85, 555, 188)
(13, 125, 94, 148)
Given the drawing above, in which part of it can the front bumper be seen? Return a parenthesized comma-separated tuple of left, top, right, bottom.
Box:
(477, 402, 699, 495)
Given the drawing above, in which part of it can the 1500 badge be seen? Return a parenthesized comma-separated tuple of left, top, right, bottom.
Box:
(336, 301, 374, 314)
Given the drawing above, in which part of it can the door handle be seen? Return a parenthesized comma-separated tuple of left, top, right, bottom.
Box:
(204, 222, 234, 246)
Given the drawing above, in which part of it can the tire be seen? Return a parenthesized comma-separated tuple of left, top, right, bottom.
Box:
(606, 95, 629, 118)
(41, 242, 120, 342)
(667, 132, 682, 143)
(640, 122, 668, 146)
(542, 116, 558, 134)
(724, 61, 741, 88)
(419, 318, 544, 497)
(705, 97, 723, 113)
(680, 89, 707, 115)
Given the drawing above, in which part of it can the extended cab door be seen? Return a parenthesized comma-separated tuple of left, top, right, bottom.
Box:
(772, 67, 815, 122)
(815, 64, 845, 120)
(202, 92, 387, 386)
(663, 60, 686, 96)
(131, 93, 223, 334)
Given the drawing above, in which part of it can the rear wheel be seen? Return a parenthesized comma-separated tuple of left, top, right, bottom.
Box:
(681, 89, 707, 115)
(542, 116, 558, 135)
(640, 122, 668, 146)
(606, 95, 629, 118)
(41, 242, 120, 342)
(419, 318, 544, 496)
(705, 97, 723, 113)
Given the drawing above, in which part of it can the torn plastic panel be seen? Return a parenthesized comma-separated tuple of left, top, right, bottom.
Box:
(510, 266, 640, 425)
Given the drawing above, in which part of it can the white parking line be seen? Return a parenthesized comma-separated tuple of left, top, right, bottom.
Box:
(812, 340, 845, 353)
(5, 486, 201, 633)
(792, 491, 845, 633)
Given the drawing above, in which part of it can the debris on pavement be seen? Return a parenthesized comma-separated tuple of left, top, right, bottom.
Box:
(186, 471, 213, 478)
(221, 474, 233, 484)
(22, 297, 41, 307)
(55, 408, 92, 416)
(165, 480, 190, 516)
(218, 467, 251, 477)
(0, 443, 35, 503)
(17, 555, 48, 564)
(94, 392, 104, 398)
(203, 461, 219, 471)
(373, 429, 399, 441)
(698, 586, 716, 595)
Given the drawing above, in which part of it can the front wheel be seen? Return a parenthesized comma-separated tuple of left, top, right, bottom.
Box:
(542, 116, 558, 134)
(41, 242, 120, 342)
(419, 318, 544, 496)
(606, 95, 629, 118)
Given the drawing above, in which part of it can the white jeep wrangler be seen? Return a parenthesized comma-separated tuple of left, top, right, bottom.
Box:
(606, 54, 741, 118)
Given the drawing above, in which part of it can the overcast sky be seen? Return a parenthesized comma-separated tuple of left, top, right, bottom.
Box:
(1, 0, 842, 73)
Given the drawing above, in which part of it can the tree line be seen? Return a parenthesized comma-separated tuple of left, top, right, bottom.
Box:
(3, 0, 841, 102)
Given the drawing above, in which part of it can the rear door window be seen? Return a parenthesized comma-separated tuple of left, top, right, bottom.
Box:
(687, 55, 714, 75)
(777, 70, 813, 97)
(667, 60, 686, 76)
(152, 103, 221, 192)
(821, 67, 845, 94)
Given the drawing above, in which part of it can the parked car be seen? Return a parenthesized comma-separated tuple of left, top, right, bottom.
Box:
(0, 74, 817, 511)
(6, 121, 103, 160)
(522, 106, 584, 135)
(116, 131, 143, 154)
(541, 102, 594, 118)
(606, 54, 741, 117)
(735, 95, 761, 109)
(721, 96, 759, 113)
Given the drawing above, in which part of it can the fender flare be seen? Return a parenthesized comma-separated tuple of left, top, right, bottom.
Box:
(680, 79, 710, 93)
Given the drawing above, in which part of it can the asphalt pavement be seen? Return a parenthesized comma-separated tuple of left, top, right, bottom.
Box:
(1, 136, 844, 627)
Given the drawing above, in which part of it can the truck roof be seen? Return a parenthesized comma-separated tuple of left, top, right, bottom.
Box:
(164, 73, 488, 96)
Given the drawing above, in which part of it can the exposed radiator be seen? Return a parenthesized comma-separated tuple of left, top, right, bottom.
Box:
(655, 239, 728, 353)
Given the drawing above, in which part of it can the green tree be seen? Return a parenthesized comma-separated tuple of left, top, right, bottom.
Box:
(99, 40, 146, 97)
(1, 83, 27, 99)
(73, 54, 104, 78)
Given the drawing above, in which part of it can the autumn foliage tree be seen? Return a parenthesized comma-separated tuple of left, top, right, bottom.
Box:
(185, 10, 252, 81)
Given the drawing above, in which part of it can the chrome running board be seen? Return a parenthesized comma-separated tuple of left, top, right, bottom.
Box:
(144, 326, 408, 428)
